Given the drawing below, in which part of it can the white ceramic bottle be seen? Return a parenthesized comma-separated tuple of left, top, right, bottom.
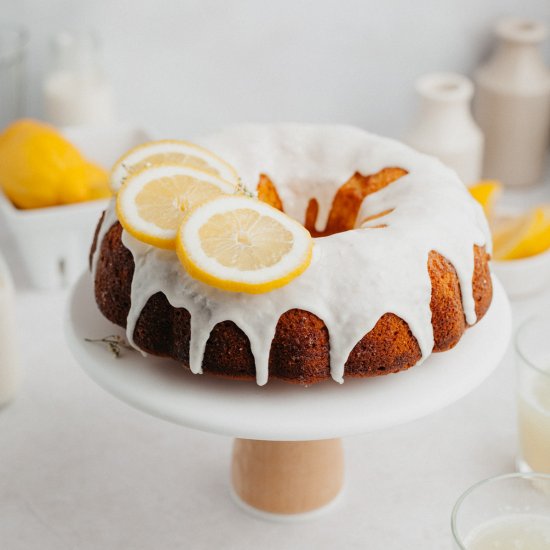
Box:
(474, 17, 550, 187)
(404, 72, 483, 185)
(0, 251, 20, 407)
(43, 31, 115, 127)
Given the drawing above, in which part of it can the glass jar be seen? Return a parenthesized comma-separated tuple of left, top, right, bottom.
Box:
(0, 25, 27, 129)
(42, 30, 115, 126)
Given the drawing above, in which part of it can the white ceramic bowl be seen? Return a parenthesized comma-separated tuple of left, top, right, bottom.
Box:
(491, 249, 550, 299)
(0, 125, 149, 289)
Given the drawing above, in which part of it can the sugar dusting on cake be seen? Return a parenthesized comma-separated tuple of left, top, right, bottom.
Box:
(93, 124, 491, 385)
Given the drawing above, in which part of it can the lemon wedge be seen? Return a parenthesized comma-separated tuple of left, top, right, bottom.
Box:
(469, 180, 502, 219)
(493, 206, 550, 260)
(117, 164, 236, 249)
(111, 139, 240, 192)
(176, 195, 313, 293)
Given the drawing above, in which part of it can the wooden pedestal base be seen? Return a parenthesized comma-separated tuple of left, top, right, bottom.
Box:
(231, 438, 344, 516)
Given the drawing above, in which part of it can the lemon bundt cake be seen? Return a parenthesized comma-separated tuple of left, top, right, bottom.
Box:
(90, 124, 492, 385)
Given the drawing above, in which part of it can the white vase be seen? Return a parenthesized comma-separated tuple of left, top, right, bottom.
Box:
(0, 252, 20, 407)
(405, 72, 483, 185)
(474, 17, 550, 187)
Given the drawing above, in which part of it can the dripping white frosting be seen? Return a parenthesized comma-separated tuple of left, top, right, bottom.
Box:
(92, 204, 118, 277)
(93, 124, 491, 385)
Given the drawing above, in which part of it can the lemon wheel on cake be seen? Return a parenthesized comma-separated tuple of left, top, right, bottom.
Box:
(90, 124, 492, 386)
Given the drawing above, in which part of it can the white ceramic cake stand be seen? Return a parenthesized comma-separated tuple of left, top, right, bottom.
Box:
(65, 272, 511, 520)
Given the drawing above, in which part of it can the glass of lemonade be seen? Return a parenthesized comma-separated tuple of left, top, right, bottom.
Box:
(451, 473, 550, 549)
(516, 313, 550, 473)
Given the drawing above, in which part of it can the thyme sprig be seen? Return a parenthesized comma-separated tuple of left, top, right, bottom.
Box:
(235, 179, 255, 198)
(85, 335, 134, 358)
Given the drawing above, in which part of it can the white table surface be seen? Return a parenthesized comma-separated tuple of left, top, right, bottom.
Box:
(1, 184, 549, 550)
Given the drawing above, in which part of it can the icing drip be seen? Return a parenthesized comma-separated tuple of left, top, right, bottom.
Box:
(103, 124, 491, 385)
(91, 203, 118, 278)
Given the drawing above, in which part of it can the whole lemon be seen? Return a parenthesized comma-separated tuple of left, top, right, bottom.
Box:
(0, 119, 109, 209)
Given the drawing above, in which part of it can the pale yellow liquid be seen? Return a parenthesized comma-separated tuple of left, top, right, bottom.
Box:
(465, 515, 550, 549)
(518, 379, 550, 473)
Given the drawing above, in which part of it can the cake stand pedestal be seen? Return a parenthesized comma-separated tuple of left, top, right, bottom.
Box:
(231, 438, 344, 517)
(65, 273, 511, 519)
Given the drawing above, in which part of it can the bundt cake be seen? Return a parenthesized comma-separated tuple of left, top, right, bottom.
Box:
(90, 124, 492, 385)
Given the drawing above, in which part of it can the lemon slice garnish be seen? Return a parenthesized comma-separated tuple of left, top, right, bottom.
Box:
(469, 180, 502, 220)
(493, 206, 550, 260)
(111, 139, 240, 192)
(117, 164, 236, 249)
(176, 195, 313, 293)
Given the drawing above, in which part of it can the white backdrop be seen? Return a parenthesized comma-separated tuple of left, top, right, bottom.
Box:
(4, 0, 550, 139)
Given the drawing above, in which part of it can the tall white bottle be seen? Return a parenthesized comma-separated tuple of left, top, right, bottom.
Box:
(0, 251, 20, 407)
(405, 72, 483, 185)
(474, 17, 550, 187)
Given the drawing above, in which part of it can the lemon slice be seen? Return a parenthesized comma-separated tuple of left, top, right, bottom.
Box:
(176, 195, 313, 293)
(117, 164, 236, 249)
(469, 180, 502, 219)
(111, 139, 240, 192)
(493, 206, 550, 260)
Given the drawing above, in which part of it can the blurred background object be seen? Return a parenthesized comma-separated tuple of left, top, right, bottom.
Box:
(515, 313, 550, 473)
(451, 473, 550, 548)
(474, 17, 550, 187)
(0, 25, 27, 129)
(1, 0, 548, 139)
(0, 248, 20, 407)
(43, 30, 115, 127)
(0, 119, 110, 209)
(404, 72, 483, 184)
(468, 180, 550, 298)
(0, 125, 148, 289)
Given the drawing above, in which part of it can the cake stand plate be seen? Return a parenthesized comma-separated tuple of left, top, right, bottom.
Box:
(66, 273, 511, 440)
(65, 272, 511, 518)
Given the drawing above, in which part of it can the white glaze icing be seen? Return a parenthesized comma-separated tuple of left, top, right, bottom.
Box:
(93, 124, 491, 385)
(92, 204, 118, 277)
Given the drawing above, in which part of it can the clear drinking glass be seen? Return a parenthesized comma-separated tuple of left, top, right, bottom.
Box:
(451, 473, 550, 549)
(516, 313, 550, 473)
(0, 25, 27, 129)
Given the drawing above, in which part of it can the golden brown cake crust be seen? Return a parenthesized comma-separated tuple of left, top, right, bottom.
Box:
(91, 217, 493, 385)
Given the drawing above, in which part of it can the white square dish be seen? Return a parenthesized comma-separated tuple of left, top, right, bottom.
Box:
(0, 125, 149, 289)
